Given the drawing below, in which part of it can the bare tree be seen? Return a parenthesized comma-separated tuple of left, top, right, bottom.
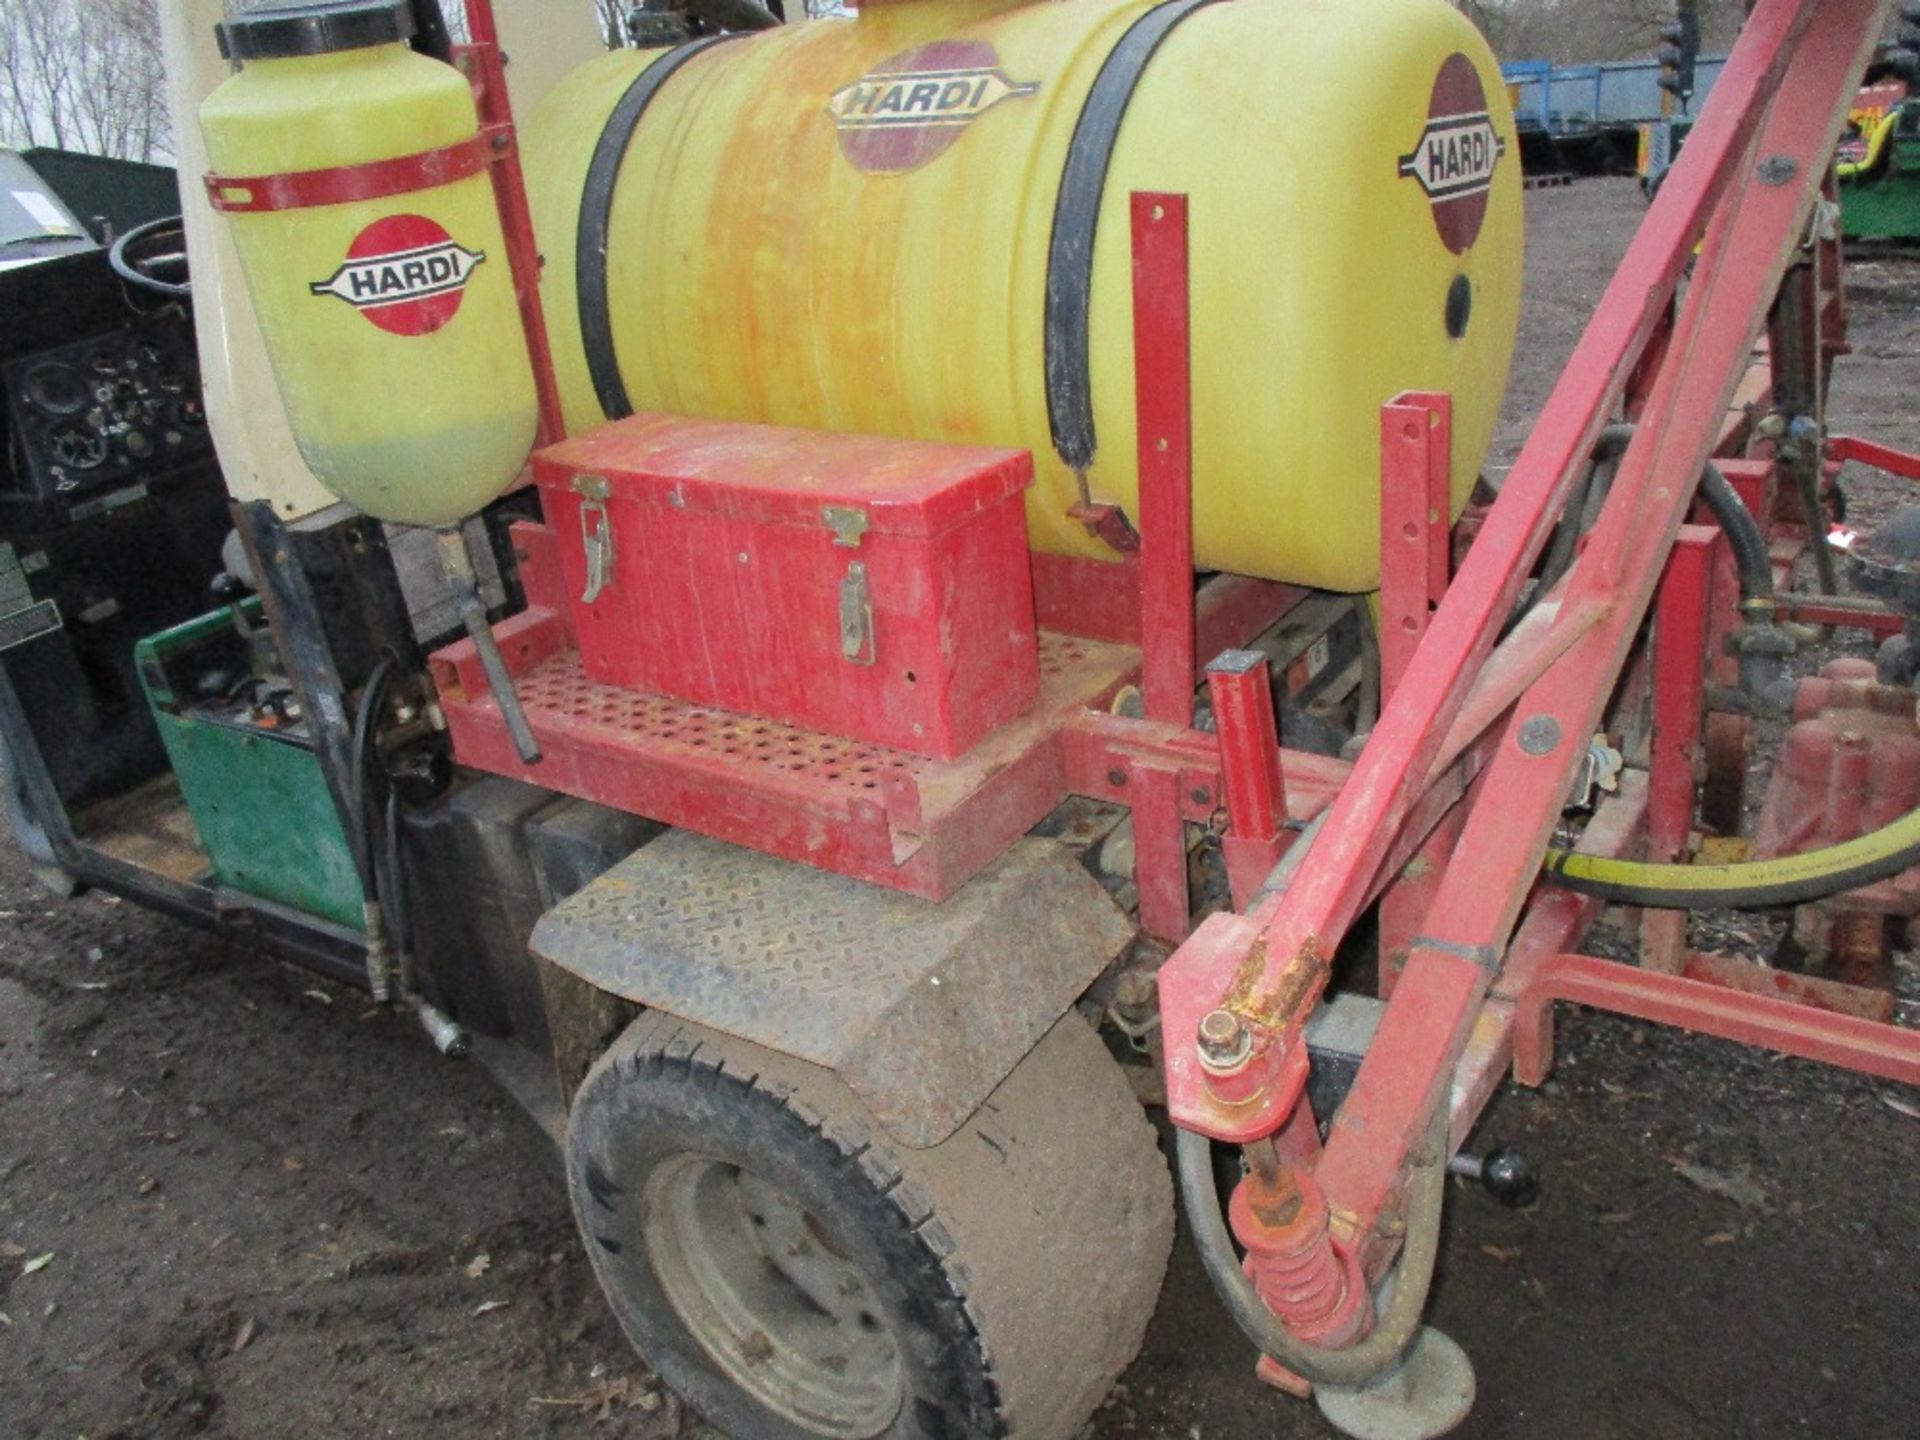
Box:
(0, 0, 171, 163)
(1459, 0, 1747, 62)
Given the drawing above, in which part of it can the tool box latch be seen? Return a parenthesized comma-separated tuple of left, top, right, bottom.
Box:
(576, 475, 614, 604)
(839, 562, 874, 666)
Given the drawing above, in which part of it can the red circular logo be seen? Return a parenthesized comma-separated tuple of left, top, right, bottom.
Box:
(1397, 53, 1508, 255)
(828, 41, 1039, 176)
(307, 213, 488, 337)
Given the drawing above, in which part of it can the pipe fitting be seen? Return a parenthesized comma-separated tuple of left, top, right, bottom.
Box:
(362, 900, 392, 1004)
(412, 996, 471, 1058)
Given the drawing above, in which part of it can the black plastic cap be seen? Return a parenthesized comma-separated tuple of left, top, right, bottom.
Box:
(216, 1, 416, 62)
(1479, 1147, 1541, 1209)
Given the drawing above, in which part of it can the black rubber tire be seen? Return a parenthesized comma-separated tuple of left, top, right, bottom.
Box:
(566, 1009, 1174, 1440)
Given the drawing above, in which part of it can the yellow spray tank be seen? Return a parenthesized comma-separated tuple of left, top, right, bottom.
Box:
(199, 0, 538, 528)
(523, 0, 1522, 593)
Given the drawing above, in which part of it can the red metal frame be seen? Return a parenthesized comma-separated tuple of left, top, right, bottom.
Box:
(458, 2, 566, 447)
(1134, 193, 1198, 731)
(1378, 393, 1453, 704)
(433, 204, 1323, 931)
(1829, 431, 1920, 480)
(423, 0, 1920, 1385)
(1207, 651, 1290, 909)
(203, 133, 495, 212)
(1514, 953, 1920, 1088)
(1643, 525, 1717, 973)
(1155, 0, 1903, 1334)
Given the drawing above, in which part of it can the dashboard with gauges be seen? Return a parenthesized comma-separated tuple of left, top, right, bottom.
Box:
(0, 242, 232, 814)
(3, 319, 212, 522)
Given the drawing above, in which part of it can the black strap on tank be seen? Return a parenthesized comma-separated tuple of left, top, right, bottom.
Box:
(577, 34, 743, 423)
(1043, 0, 1227, 474)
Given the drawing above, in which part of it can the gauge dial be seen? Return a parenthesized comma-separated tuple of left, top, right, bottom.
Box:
(48, 422, 108, 471)
(23, 363, 87, 417)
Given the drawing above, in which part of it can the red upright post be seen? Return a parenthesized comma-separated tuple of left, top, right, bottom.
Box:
(1206, 651, 1289, 909)
(1133, 192, 1196, 728)
(1644, 526, 1716, 972)
(1378, 393, 1454, 704)
(461, 0, 566, 448)
(1126, 191, 1198, 941)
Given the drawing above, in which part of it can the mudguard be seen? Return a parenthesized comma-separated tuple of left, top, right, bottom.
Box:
(529, 830, 1135, 1146)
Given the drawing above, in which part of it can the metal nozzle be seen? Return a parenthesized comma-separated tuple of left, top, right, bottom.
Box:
(412, 997, 471, 1059)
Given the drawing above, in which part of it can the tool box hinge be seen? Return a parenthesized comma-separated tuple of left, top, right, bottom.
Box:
(823, 505, 870, 548)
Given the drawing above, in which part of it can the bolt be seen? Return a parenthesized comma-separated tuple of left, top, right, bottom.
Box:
(1197, 1008, 1252, 1070)
(1518, 714, 1563, 756)
(1108, 767, 1129, 788)
(1191, 786, 1212, 807)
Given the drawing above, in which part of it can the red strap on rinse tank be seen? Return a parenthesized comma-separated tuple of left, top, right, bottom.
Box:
(203, 128, 506, 214)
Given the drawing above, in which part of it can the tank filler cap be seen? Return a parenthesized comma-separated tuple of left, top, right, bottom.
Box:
(216, 0, 415, 63)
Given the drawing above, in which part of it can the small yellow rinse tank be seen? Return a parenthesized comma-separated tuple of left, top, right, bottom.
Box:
(200, 1, 537, 528)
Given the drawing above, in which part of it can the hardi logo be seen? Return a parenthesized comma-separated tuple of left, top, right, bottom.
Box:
(1398, 53, 1508, 254)
(309, 213, 486, 337)
(829, 41, 1038, 175)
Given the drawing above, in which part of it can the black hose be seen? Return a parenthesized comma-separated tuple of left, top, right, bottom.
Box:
(1534, 425, 1774, 614)
(1703, 462, 1776, 609)
(383, 786, 415, 990)
(1175, 1105, 1449, 1388)
(1534, 457, 1603, 600)
(347, 658, 396, 895)
(1591, 424, 1775, 609)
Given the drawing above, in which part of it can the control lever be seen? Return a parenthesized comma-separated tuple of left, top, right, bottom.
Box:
(1447, 1146, 1540, 1208)
(434, 527, 541, 766)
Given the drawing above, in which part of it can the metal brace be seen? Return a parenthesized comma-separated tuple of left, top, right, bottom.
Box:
(839, 562, 874, 666)
(576, 475, 614, 605)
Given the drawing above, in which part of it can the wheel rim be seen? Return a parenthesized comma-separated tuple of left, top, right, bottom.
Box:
(642, 1154, 906, 1436)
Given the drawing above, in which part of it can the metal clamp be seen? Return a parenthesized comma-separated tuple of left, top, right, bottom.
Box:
(577, 475, 614, 605)
(839, 562, 874, 666)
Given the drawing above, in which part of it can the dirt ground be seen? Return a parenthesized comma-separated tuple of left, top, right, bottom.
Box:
(2, 177, 1918, 1440)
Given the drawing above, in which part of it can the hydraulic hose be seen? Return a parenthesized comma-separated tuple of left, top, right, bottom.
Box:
(1175, 1105, 1448, 1389)
(1545, 801, 1920, 909)
(347, 657, 397, 894)
(1536, 426, 1774, 615)
(1588, 425, 1775, 612)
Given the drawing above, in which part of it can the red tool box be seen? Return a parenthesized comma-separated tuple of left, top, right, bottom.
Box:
(533, 413, 1040, 760)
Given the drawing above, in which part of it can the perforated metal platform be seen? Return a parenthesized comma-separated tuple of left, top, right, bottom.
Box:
(432, 615, 1139, 900)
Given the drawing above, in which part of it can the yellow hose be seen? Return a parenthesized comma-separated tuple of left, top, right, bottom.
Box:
(1838, 110, 1898, 180)
(1543, 802, 1920, 908)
